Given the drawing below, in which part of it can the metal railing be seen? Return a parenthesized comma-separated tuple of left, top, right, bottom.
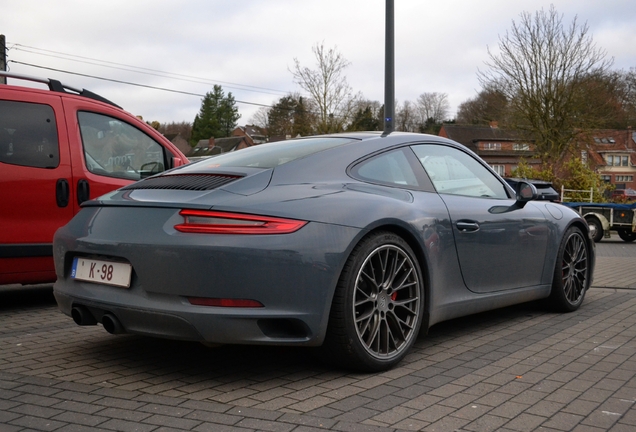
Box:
(561, 185, 593, 202)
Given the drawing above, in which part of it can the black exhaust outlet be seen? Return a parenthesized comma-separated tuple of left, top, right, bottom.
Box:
(71, 305, 97, 326)
(102, 313, 125, 334)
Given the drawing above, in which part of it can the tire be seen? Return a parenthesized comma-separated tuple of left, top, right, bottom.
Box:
(585, 217, 603, 243)
(548, 226, 590, 312)
(617, 229, 636, 243)
(321, 232, 424, 372)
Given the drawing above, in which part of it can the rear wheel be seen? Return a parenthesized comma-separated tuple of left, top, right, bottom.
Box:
(585, 217, 603, 242)
(617, 229, 636, 242)
(322, 232, 424, 372)
(548, 226, 589, 312)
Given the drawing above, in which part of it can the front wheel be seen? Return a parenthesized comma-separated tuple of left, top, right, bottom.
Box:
(322, 232, 424, 372)
(617, 229, 636, 242)
(548, 226, 590, 312)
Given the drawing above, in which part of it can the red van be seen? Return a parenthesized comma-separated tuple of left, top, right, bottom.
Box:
(0, 72, 188, 285)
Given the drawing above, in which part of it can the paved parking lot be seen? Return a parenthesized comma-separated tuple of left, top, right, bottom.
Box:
(1, 236, 635, 432)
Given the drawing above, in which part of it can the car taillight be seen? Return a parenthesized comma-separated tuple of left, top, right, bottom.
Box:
(188, 297, 264, 308)
(174, 210, 307, 234)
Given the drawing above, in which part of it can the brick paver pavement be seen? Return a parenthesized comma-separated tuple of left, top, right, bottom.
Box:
(1, 234, 635, 431)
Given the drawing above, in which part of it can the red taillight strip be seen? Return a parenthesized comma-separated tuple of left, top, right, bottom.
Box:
(188, 297, 264, 308)
(174, 210, 307, 234)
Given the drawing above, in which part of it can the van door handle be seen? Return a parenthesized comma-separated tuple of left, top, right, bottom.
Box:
(456, 221, 480, 232)
(56, 179, 69, 208)
(77, 179, 90, 205)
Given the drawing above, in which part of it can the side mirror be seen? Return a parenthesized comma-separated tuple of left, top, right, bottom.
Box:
(171, 156, 187, 168)
(516, 181, 538, 206)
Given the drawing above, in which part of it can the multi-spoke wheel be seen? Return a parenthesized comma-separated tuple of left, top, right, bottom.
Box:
(548, 226, 589, 312)
(322, 232, 424, 371)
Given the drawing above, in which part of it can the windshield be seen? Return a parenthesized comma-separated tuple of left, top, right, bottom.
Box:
(177, 137, 355, 171)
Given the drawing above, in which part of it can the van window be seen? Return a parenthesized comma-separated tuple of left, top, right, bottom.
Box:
(78, 112, 166, 180)
(0, 100, 60, 168)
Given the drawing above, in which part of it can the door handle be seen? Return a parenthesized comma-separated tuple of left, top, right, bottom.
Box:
(77, 179, 90, 205)
(56, 179, 70, 208)
(456, 221, 480, 232)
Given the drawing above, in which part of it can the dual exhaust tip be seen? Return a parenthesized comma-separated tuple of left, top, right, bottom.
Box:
(71, 305, 124, 334)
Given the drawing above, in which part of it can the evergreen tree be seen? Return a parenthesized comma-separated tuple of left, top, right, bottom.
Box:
(191, 85, 240, 144)
(267, 94, 316, 138)
(268, 95, 298, 137)
(292, 97, 314, 137)
(347, 106, 380, 131)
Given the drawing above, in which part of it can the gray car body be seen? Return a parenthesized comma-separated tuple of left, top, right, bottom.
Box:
(53, 132, 594, 346)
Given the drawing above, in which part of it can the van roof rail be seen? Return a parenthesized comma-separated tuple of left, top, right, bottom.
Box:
(0, 71, 122, 108)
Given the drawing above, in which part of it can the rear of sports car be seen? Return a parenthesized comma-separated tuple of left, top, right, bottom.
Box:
(53, 137, 366, 346)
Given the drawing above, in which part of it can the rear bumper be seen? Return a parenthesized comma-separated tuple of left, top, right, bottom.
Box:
(53, 206, 363, 345)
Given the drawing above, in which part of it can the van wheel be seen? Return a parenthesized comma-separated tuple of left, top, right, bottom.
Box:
(585, 217, 603, 242)
(617, 229, 636, 242)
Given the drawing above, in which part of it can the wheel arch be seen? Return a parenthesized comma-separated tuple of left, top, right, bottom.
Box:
(583, 212, 610, 231)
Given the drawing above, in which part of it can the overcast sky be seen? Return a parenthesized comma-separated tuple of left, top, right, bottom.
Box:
(2, 0, 635, 126)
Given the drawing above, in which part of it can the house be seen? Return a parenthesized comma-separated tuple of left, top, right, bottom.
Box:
(440, 123, 636, 192)
(189, 136, 254, 160)
(164, 133, 192, 158)
(439, 123, 537, 177)
(577, 129, 636, 191)
(232, 125, 268, 145)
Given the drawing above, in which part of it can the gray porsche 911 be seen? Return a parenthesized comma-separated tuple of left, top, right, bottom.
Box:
(53, 132, 594, 371)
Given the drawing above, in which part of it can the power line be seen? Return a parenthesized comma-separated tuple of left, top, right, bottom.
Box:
(7, 46, 335, 120)
(8, 42, 291, 96)
(10, 60, 276, 109)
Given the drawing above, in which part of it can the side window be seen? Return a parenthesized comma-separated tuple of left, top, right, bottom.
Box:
(78, 112, 166, 180)
(351, 149, 419, 188)
(0, 100, 59, 168)
(412, 144, 509, 199)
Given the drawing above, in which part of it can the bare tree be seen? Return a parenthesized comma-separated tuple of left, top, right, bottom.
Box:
(396, 101, 419, 132)
(479, 5, 612, 162)
(158, 121, 193, 142)
(416, 92, 450, 125)
(291, 43, 354, 134)
(456, 86, 509, 125)
(249, 107, 270, 130)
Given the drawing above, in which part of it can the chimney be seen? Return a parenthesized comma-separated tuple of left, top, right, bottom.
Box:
(490, 121, 498, 129)
(208, 137, 215, 149)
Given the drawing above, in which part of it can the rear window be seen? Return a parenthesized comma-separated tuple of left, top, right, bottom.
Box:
(178, 137, 355, 171)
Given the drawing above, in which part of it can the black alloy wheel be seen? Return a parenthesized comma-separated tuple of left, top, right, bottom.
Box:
(548, 226, 589, 312)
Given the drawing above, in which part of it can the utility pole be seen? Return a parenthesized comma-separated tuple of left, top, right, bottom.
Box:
(383, 0, 394, 136)
(0, 34, 6, 84)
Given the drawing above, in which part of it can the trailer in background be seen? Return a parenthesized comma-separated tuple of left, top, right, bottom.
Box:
(563, 202, 636, 243)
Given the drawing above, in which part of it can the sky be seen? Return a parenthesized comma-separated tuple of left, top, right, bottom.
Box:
(2, 0, 635, 127)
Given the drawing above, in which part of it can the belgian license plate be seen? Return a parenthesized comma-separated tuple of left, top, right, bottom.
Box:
(71, 257, 132, 288)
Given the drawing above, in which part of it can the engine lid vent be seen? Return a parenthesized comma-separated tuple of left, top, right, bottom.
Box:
(121, 174, 242, 191)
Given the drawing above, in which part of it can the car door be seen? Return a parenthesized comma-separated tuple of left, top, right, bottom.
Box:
(0, 92, 74, 284)
(411, 144, 550, 293)
(62, 99, 175, 205)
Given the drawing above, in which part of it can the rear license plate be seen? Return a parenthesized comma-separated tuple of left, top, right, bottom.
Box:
(71, 257, 132, 288)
